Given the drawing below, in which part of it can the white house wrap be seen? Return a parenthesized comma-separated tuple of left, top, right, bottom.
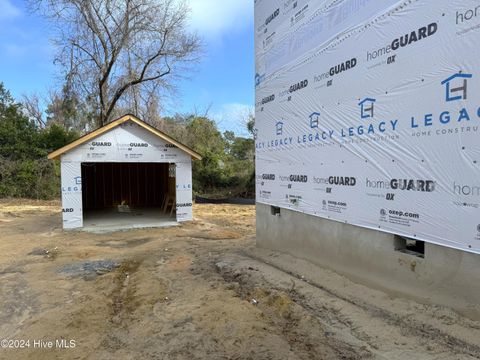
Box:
(255, 0, 480, 254)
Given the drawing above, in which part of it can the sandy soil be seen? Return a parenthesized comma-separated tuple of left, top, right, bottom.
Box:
(0, 200, 479, 360)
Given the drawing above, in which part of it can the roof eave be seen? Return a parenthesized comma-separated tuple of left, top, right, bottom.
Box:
(47, 114, 202, 161)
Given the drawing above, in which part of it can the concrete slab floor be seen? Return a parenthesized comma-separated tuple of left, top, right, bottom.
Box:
(82, 207, 178, 233)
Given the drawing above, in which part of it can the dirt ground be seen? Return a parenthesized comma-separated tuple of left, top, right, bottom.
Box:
(1, 200, 480, 360)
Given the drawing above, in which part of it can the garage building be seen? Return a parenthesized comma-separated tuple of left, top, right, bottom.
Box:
(48, 114, 201, 230)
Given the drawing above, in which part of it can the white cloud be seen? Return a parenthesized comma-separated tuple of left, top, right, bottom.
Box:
(0, 0, 21, 21)
(212, 103, 254, 136)
(188, 0, 253, 38)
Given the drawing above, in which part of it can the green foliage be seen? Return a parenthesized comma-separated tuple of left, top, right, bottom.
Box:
(0, 86, 43, 161)
(39, 124, 80, 153)
(186, 116, 254, 197)
(158, 114, 255, 197)
(186, 117, 226, 154)
(230, 137, 254, 161)
(0, 158, 59, 199)
(184, 117, 236, 193)
(0, 82, 79, 199)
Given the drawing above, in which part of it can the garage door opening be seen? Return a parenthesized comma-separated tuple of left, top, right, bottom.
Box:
(81, 162, 177, 231)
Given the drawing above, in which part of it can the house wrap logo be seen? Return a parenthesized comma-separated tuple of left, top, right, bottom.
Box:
(256, 6, 279, 34)
(359, 98, 375, 119)
(259, 173, 275, 186)
(455, 4, 480, 35)
(365, 178, 398, 200)
(366, 178, 391, 189)
(256, 98, 397, 151)
(297, 111, 335, 143)
(265, 8, 280, 26)
(366, 22, 438, 62)
(289, 174, 308, 183)
(329, 176, 356, 186)
(392, 23, 438, 50)
(176, 183, 192, 190)
(329, 58, 357, 77)
(176, 203, 192, 208)
(390, 179, 435, 192)
(289, 79, 308, 93)
(62, 176, 82, 193)
(277, 79, 308, 100)
(410, 72, 480, 136)
(345, 98, 398, 138)
(261, 94, 275, 105)
(255, 73, 265, 87)
(275, 121, 284, 136)
(442, 73, 471, 102)
(453, 182, 480, 196)
(314, 176, 356, 186)
(313, 176, 356, 194)
(314, 58, 357, 89)
(309, 112, 320, 128)
(91, 141, 111, 147)
(456, 4, 480, 25)
(278, 174, 292, 182)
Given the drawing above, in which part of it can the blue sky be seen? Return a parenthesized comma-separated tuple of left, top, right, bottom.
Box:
(0, 0, 254, 136)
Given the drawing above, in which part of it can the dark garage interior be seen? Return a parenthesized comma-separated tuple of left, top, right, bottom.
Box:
(81, 162, 177, 230)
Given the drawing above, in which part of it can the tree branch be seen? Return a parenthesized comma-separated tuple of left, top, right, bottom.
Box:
(105, 63, 171, 121)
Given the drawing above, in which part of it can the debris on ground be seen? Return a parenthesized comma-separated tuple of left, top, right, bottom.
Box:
(28, 247, 59, 259)
(57, 260, 120, 278)
(28, 248, 49, 256)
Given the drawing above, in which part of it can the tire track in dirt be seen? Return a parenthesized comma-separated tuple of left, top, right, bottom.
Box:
(216, 250, 480, 360)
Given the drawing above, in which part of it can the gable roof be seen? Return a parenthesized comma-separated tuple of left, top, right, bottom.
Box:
(47, 114, 202, 161)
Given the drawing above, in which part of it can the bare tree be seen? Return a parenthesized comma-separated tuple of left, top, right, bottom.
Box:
(30, 0, 200, 127)
(22, 93, 46, 128)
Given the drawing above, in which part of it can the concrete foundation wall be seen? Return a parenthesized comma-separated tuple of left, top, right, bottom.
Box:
(256, 203, 480, 320)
